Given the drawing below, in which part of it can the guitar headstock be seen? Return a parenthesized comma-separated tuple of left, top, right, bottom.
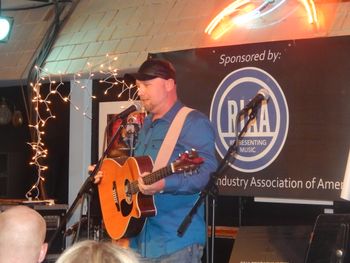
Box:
(172, 149, 204, 173)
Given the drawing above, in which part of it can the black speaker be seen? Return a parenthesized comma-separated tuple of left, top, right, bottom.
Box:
(32, 204, 67, 259)
(304, 214, 350, 263)
(229, 225, 312, 263)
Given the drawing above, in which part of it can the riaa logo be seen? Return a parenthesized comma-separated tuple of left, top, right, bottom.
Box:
(210, 67, 289, 172)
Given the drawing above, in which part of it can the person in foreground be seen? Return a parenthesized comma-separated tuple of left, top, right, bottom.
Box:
(95, 58, 217, 262)
(55, 240, 139, 263)
(0, 205, 48, 263)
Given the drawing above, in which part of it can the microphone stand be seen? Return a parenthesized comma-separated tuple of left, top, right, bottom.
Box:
(177, 107, 259, 263)
(48, 118, 125, 250)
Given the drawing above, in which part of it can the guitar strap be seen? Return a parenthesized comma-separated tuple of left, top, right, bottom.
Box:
(153, 106, 193, 171)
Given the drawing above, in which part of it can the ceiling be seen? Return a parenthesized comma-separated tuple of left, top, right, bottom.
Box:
(1, 0, 53, 9)
(0, 0, 53, 9)
(0, 0, 67, 87)
(0, 0, 349, 88)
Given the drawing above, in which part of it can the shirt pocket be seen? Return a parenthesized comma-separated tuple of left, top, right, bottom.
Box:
(149, 139, 163, 151)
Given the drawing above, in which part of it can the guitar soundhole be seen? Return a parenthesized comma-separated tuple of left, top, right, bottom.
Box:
(121, 179, 133, 217)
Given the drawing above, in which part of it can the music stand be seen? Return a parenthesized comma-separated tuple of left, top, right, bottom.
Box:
(304, 213, 350, 263)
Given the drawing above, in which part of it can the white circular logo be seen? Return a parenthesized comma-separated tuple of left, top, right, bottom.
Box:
(210, 67, 289, 172)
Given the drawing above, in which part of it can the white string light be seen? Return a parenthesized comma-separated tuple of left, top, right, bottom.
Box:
(25, 54, 138, 200)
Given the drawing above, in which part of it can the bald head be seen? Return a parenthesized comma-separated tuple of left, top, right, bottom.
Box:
(0, 205, 48, 263)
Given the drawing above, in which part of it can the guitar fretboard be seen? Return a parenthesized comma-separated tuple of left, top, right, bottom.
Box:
(129, 165, 173, 194)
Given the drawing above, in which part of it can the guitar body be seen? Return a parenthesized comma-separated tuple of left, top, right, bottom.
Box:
(97, 150, 204, 240)
(98, 156, 156, 240)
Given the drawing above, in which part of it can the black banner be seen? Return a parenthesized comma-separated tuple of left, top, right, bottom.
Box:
(153, 36, 350, 201)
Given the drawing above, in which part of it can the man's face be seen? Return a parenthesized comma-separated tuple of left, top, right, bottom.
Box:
(136, 77, 170, 114)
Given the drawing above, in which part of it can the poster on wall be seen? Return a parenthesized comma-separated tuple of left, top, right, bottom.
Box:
(153, 35, 350, 201)
(98, 101, 143, 158)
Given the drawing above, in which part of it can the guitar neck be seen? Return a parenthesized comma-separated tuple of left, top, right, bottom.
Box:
(130, 165, 173, 194)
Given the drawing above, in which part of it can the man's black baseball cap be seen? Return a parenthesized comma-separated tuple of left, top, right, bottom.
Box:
(125, 58, 176, 81)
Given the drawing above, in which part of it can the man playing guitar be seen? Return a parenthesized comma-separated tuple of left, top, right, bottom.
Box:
(94, 58, 217, 263)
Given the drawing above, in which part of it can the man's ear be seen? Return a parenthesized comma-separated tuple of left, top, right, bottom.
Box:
(165, 78, 176, 91)
(38, 243, 48, 263)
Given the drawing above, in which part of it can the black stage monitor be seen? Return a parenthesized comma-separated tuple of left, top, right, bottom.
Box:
(304, 214, 350, 263)
(229, 225, 312, 263)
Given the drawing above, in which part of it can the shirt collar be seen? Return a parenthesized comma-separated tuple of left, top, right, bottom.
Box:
(161, 100, 183, 123)
(146, 100, 183, 124)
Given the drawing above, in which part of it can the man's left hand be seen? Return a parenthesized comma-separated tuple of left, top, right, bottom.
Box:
(138, 173, 165, 195)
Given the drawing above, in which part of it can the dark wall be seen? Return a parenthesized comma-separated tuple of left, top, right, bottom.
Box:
(0, 85, 35, 198)
(0, 84, 69, 203)
(39, 83, 70, 204)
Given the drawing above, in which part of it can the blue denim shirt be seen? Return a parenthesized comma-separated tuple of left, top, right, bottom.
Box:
(130, 101, 217, 258)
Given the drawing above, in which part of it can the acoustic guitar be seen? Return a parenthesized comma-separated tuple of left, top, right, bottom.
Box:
(98, 150, 204, 240)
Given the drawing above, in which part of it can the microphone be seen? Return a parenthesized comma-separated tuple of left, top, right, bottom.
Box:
(239, 88, 269, 115)
(112, 103, 141, 121)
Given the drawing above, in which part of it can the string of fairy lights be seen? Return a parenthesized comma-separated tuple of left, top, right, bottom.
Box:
(98, 55, 138, 101)
(25, 54, 138, 200)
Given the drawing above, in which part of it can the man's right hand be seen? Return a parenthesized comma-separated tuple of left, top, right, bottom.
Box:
(88, 165, 103, 184)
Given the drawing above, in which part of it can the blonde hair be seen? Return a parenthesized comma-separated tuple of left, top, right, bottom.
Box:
(55, 240, 139, 263)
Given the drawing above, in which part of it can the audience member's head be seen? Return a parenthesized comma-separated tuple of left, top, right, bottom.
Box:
(55, 240, 139, 263)
(0, 205, 48, 263)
